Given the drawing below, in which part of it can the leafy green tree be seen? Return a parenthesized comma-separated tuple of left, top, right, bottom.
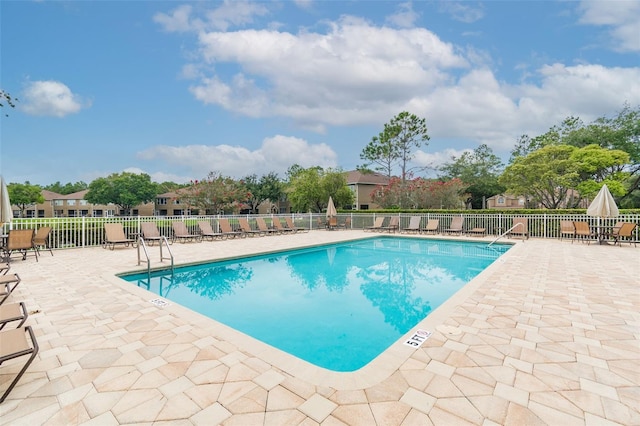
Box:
(156, 181, 183, 194)
(181, 172, 248, 214)
(7, 182, 44, 217)
(500, 145, 580, 209)
(360, 111, 430, 182)
(243, 172, 284, 214)
(85, 172, 158, 216)
(500, 144, 629, 208)
(44, 181, 88, 195)
(287, 167, 354, 212)
(510, 105, 639, 207)
(439, 144, 505, 209)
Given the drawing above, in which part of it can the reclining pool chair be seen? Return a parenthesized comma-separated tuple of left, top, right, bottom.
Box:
(0, 325, 39, 403)
(443, 216, 464, 235)
(401, 216, 421, 234)
(238, 218, 264, 237)
(5, 229, 38, 262)
(140, 222, 163, 246)
(0, 301, 28, 330)
(32, 226, 53, 257)
(198, 221, 224, 241)
(0, 274, 21, 305)
(172, 222, 202, 243)
(103, 223, 136, 250)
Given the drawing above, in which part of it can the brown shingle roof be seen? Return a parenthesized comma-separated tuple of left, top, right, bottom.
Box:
(345, 170, 390, 185)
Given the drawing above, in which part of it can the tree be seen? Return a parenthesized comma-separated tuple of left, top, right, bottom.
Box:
(510, 105, 639, 207)
(181, 172, 249, 214)
(360, 111, 430, 183)
(371, 177, 466, 209)
(44, 181, 88, 195)
(243, 172, 284, 214)
(439, 144, 505, 209)
(500, 145, 579, 209)
(7, 182, 44, 217)
(85, 172, 158, 216)
(500, 144, 629, 209)
(286, 167, 354, 213)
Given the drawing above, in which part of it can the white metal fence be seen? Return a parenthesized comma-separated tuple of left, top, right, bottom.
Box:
(2, 212, 639, 251)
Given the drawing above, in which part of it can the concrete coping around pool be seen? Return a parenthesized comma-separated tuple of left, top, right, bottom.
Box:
(104, 234, 522, 391)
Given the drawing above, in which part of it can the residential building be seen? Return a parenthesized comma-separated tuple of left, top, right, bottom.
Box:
(345, 170, 390, 210)
(19, 190, 154, 218)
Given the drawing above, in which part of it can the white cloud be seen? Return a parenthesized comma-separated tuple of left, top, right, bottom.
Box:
(158, 4, 640, 163)
(137, 135, 337, 180)
(190, 16, 467, 128)
(578, 0, 640, 52)
(386, 2, 420, 28)
(414, 148, 471, 171)
(438, 2, 485, 23)
(154, 1, 269, 33)
(20, 80, 88, 117)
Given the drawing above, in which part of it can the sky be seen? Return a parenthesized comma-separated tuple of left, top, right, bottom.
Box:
(1, 0, 639, 186)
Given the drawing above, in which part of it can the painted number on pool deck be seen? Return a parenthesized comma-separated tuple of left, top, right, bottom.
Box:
(403, 329, 432, 348)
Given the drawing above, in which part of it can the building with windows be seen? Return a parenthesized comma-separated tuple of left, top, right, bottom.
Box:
(345, 170, 390, 210)
(18, 190, 154, 218)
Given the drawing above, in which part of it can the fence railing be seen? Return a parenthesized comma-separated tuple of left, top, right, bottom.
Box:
(2, 212, 639, 251)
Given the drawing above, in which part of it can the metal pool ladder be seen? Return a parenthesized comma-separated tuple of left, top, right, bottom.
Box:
(137, 235, 174, 275)
(488, 222, 526, 247)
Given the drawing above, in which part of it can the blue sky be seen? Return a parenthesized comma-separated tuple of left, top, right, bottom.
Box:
(1, 0, 639, 186)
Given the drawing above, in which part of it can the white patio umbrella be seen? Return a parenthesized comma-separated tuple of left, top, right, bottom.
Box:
(0, 175, 13, 228)
(586, 184, 619, 244)
(326, 196, 337, 219)
(587, 184, 619, 218)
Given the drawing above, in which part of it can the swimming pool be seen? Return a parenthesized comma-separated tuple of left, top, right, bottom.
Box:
(120, 237, 510, 371)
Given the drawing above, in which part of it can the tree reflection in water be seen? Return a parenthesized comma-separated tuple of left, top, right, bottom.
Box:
(144, 263, 253, 300)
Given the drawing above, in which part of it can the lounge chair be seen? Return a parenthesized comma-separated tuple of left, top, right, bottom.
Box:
(611, 222, 637, 247)
(198, 221, 224, 240)
(508, 217, 529, 240)
(103, 223, 136, 250)
(401, 216, 422, 233)
(316, 217, 327, 230)
(0, 274, 21, 305)
(0, 326, 39, 403)
(467, 227, 486, 237)
(559, 220, 575, 242)
(140, 222, 164, 246)
(285, 217, 308, 233)
(573, 221, 595, 244)
(238, 218, 264, 237)
(380, 216, 400, 233)
(0, 301, 28, 330)
(443, 217, 464, 235)
(218, 218, 244, 238)
(32, 226, 53, 256)
(172, 222, 202, 243)
(336, 216, 351, 230)
(365, 217, 385, 232)
(271, 218, 295, 234)
(0, 263, 9, 275)
(256, 218, 278, 235)
(421, 219, 439, 235)
(5, 229, 38, 262)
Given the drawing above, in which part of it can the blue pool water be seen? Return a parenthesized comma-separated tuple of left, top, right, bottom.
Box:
(120, 237, 510, 371)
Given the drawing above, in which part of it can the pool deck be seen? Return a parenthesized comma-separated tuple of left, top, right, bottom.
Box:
(1, 231, 639, 425)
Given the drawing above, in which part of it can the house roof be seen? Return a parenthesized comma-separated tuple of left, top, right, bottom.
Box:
(345, 170, 390, 186)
